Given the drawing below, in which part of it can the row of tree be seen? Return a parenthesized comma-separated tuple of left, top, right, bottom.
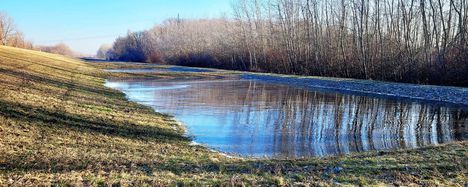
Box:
(36, 43, 75, 56)
(105, 0, 468, 86)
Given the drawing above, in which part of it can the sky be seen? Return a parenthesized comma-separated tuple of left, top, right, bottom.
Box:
(1, 0, 233, 55)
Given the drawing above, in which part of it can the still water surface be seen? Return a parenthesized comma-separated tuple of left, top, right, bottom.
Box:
(105, 67, 214, 73)
(106, 78, 467, 158)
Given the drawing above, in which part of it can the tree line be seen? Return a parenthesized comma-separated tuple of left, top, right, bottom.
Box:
(105, 0, 467, 86)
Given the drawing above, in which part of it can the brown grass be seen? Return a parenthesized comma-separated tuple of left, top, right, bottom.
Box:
(0, 46, 466, 186)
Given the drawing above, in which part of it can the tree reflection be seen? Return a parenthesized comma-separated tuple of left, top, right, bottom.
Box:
(108, 79, 467, 158)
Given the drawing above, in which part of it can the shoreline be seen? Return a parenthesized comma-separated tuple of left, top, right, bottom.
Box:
(87, 60, 468, 185)
(91, 61, 468, 106)
(101, 64, 467, 161)
(242, 73, 468, 107)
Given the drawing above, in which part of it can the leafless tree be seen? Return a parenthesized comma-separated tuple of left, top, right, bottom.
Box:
(0, 12, 18, 46)
(37, 43, 75, 56)
(96, 44, 112, 60)
(107, 0, 468, 86)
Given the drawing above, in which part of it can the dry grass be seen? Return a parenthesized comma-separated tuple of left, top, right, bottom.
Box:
(0, 46, 466, 186)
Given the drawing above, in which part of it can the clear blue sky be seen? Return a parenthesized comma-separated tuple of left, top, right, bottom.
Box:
(1, 0, 233, 55)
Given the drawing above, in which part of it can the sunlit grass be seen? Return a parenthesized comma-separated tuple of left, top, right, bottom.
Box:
(0, 46, 466, 186)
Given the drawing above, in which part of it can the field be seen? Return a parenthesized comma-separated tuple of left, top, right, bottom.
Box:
(0, 46, 466, 186)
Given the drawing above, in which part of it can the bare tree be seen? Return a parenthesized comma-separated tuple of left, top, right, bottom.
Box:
(38, 43, 75, 56)
(0, 12, 18, 46)
(107, 0, 468, 86)
(96, 44, 112, 60)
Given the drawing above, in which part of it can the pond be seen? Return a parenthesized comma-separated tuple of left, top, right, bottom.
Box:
(105, 78, 467, 158)
(105, 67, 214, 73)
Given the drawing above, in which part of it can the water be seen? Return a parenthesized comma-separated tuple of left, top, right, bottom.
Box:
(105, 67, 214, 73)
(105, 68, 167, 73)
(105, 78, 467, 158)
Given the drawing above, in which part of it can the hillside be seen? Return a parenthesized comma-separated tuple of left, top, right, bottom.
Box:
(0, 46, 466, 186)
(0, 46, 230, 185)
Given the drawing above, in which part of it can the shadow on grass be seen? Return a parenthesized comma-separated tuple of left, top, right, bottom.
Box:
(0, 67, 118, 97)
(0, 97, 194, 169)
(0, 100, 187, 143)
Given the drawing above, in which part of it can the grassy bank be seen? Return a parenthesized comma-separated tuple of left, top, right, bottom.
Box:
(0, 46, 466, 186)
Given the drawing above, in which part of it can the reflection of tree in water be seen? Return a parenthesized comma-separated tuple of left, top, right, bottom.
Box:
(242, 81, 458, 157)
(147, 80, 466, 157)
(237, 83, 466, 157)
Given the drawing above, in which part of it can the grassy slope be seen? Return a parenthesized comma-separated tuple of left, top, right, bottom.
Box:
(0, 46, 466, 186)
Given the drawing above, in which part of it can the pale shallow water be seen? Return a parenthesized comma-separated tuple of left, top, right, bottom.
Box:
(105, 79, 467, 158)
(105, 67, 214, 73)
